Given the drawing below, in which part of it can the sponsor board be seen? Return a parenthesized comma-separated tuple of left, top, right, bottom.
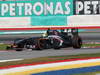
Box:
(74, 0, 100, 15)
(0, 0, 100, 30)
(0, 0, 73, 29)
(0, 0, 73, 16)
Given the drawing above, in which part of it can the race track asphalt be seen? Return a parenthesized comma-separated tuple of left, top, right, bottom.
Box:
(0, 48, 100, 60)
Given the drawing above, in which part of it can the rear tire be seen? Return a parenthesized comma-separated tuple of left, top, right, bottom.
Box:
(72, 36, 82, 49)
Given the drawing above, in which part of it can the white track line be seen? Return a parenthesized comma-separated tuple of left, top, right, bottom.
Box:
(0, 59, 23, 62)
(0, 58, 100, 74)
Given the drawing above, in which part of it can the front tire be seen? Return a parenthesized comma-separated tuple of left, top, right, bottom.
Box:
(52, 38, 61, 50)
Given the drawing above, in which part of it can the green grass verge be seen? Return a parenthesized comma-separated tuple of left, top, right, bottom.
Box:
(82, 44, 100, 47)
(0, 44, 9, 50)
(73, 71, 100, 75)
(1, 53, 100, 67)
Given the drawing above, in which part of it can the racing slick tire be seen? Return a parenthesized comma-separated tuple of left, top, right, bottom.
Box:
(72, 36, 82, 49)
(35, 38, 47, 50)
(52, 38, 61, 50)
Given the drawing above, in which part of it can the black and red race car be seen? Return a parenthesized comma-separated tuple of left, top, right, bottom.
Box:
(7, 29, 82, 51)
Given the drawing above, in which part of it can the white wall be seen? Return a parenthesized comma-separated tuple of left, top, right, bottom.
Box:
(68, 15, 100, 27)
(0, 17, 31, 28)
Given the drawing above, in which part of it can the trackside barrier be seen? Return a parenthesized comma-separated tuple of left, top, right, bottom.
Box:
(68, 15, 100, 27)
(0, 57, 100, 75)
(1, 15, 100, 31)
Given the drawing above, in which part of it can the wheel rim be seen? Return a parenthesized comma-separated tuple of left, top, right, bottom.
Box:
(38, 39, 45, 49)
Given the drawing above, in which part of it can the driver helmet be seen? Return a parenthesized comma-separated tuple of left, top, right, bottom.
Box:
(53, 30, 59, 35)
(47, 30, 59, 35)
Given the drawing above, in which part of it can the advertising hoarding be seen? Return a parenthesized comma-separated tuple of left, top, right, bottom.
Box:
(0, 0, 100, 30)
(0, 0, 73, 30)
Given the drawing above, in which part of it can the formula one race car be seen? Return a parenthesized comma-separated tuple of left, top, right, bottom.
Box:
(6, 29, 82, 51)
